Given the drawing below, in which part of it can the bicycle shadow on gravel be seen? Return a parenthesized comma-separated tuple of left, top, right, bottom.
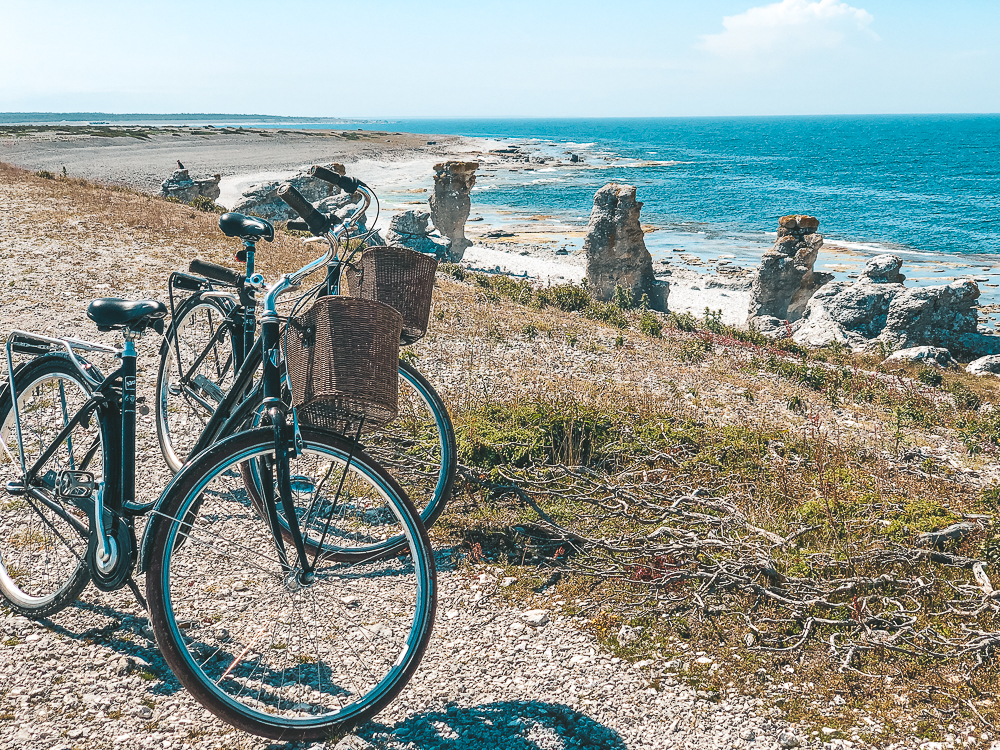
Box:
(31, 599, 187, 696)
(358, 700, 627, 750)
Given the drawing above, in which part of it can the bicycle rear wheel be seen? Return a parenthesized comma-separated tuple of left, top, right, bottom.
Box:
(0, 354, 102, 617)
(156, 292, 238, 472)
(361, 359, 456, 534)
(145, 427, 436, 741)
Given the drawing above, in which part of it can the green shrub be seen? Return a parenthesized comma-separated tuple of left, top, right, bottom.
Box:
(917, 367, 943, 387)
(667, 312, 698, 332)
(473, 273, 534, 305)
(35, 170, 54, 180)
(613, 285, 635, 310)
(190, 195, 226, 214)
(584, 301, 628, 329)
(679, 337, 712, 363)
(948, 381, 982, 411)
(703, 308, 724, 333)
(438, 263, 466, 281)
(536, 283, 591, 312)
(639, 311, 662, 338)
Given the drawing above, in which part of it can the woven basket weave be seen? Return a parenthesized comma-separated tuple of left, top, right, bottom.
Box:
(283, 296, 402, 431)
(344, 245, 438, 345)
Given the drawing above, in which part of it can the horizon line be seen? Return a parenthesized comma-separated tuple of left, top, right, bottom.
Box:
(2, 111, 1000, 121)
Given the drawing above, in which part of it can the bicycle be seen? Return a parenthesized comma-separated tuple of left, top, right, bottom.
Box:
(0, 202, 437, 739)
(155, 167, 456, 557)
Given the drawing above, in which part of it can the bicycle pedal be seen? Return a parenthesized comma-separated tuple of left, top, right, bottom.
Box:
(56, 470, 97, 499)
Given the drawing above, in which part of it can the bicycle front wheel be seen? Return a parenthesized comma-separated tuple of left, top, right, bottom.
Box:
(156, 292, 238, 473)
(0, 354, 102, 617)
(223, 359, 456, 561)
(145, 427, 436, 741)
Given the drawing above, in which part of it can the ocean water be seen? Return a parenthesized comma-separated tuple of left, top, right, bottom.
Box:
(341, 116, 1000, 316)
(12, 113, 997, 260)
(346, 115, 1000, 259)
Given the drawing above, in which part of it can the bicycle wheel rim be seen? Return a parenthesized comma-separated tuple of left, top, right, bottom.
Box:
(147, 429, 435, 739)
(365, 360, 456, 529)
(157, 295, 237, 473)
(0, 358, 96, 613)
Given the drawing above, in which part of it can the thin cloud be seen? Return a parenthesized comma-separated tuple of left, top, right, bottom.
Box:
(700, 0, 877, 57)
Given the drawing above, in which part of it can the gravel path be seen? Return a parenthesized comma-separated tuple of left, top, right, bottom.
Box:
(0, 566, 806, 750)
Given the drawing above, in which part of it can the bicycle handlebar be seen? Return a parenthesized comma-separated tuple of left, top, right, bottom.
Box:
(262, 183, 375, 317)
(276, 184, 330, 236)
(189, 259, 244, 287)
(309, 165, 361, 195)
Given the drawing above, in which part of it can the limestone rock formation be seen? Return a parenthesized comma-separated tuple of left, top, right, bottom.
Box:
(878, 280, 980, 351)
(790, 254, 997, 358)
(231, 163, 346, 220)
(882, 346, 956, 368)
(966, 355, 1000, 376)
(160, 169, 221, 203)
(747, 215, 832, 330)
(429, 161, 478, 262)
(583, 183, 667, 311)
(383, 210, 450, 258)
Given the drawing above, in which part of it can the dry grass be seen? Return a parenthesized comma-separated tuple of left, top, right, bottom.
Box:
(416, 272, 1000, 746)
(0, 161, 313, 293)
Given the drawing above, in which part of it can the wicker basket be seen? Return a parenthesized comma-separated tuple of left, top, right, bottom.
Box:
(344, 246, 438, 345)
(283, 296, 402, 431)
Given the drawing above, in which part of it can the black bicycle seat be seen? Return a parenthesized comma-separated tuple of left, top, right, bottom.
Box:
(218, 213, 274, 242)
(87, 298, 168, 333)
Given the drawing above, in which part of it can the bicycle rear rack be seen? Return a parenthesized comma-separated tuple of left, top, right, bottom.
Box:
(4, 331, 119, 478)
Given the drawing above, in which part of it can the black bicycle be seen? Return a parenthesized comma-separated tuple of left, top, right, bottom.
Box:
(154, 167, 456, 556)
(0, 195, 437, 738)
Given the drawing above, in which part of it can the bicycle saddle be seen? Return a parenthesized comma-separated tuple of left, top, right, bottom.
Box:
(87, 298, 168, 333)
(218, 213, 274, 242)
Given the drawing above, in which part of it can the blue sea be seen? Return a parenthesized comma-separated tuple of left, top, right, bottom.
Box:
(350, 115, 1000, 261)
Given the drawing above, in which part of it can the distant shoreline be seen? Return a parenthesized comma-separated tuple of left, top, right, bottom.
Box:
(0, 126, 470, 195)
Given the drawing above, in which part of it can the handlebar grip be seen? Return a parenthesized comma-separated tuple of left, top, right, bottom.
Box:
(309, 165, 360, 194)
(277, 183, 330, 236)
(189, 259, 244, 287)
(171, 271, 207, 292)
(286, 219, 309, 232)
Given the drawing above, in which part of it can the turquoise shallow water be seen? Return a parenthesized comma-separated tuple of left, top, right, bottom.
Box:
(10, 114, 998, 258)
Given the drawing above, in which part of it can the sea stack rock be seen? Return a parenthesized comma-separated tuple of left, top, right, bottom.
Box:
(748, 215, 832, 331)
(160, 169, 221, 203)
(384, 210, 451, 258)
(231, 163, 346, 219)
(791, 253, 997, 358)
(429, 161, 478, 262)
(583, 183, 667, 311)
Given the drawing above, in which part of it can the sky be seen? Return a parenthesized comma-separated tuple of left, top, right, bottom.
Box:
(1, 0, 998, 117)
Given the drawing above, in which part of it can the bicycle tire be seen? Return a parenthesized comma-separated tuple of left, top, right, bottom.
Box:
(360, 359, 456, 535)
(0, 354, 102, 617)
(145, 427, 436, 741)
(224, 359, 456, 560)
(155, 292, 239, 473)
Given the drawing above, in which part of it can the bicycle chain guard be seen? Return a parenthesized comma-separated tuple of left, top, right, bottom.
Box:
(88, 518, 137, 592)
